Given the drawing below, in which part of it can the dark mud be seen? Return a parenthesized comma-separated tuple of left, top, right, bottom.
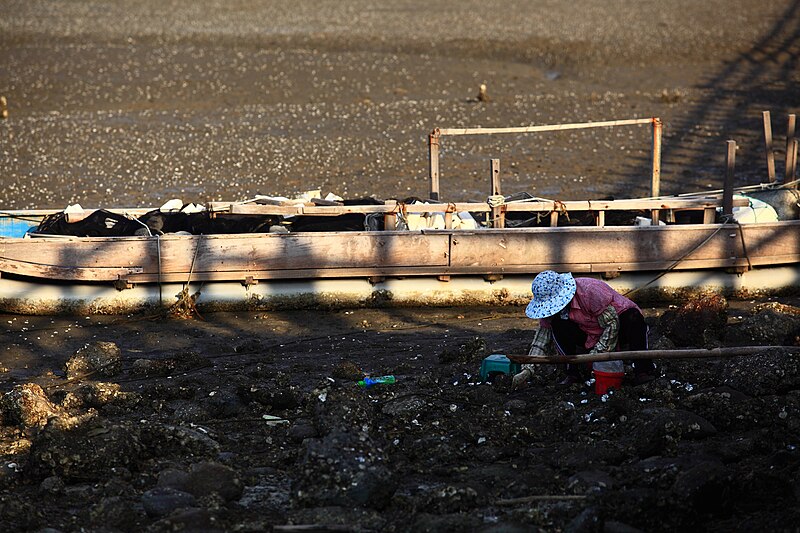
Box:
(1, 299, 799, 531)
(2, 2, 800, 531)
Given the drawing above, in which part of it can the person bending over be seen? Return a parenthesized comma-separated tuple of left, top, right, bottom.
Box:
(512, 270, 656, 390)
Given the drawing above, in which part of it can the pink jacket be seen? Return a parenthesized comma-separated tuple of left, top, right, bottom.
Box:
(539, 277, 640, 350)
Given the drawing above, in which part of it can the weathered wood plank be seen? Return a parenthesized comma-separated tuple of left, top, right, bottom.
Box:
(1, 222, 797, 282)
(438, 118, 654, 136)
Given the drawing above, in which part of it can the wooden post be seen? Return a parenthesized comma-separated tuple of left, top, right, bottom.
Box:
(383, 200, 397, 230)
(489, 158, 503, 228)
(596, 211, 605, 227)
(786, 114, 796, 182)
(789, 138, 798, 188)
(428, 130, 440, 201)
(651, 118, 662, 223)
(723, 140, 736, 217)
(762, 111, 776, 182)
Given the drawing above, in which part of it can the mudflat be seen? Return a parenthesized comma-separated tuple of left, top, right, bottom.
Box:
(1, 2, 800, 531)
(1, 1, 799, 208)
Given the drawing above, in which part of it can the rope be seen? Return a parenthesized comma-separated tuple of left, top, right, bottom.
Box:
(733, 218, 753, 271)
(624, 221, 728, 297)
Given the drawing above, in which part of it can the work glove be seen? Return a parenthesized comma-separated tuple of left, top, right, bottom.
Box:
(512, 368, 533, 390)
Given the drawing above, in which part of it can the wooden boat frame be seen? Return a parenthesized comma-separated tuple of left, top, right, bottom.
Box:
(0, 117, 798, 313)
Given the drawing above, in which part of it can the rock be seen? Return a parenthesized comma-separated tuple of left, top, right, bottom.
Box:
(237, 381, 299, 410)
(150, 508, 221, 532)
(39, 475, 65, 495)
(568, 470, 614, 494)
(0, 383, 63, 429)
(61, 382, 140, 410)
(139, 422, 220, 459)
(287, 419, 318, 442)
(411, 512, 483, 532)
(659, 295, 727, 347)
(185, 462, 243, 501)
(421, 484, 479, 513)
(437, 336, 487, 364)
(157, 468, 191, 492)
(671, 460, 729, 511)
(293, 428, 396, 509)
(631, 408, 717, 456)
(65, 341, 122, 379)
(717, 349, 800, 396)
(726, 308, 800, 347)
(564, 506, 602, 533)
(130, 358, 177, 377)
(89, 496, 143, 529)
(29, 420, 144, 481)
(503, 399, 528, 413)
(381, 395, 428, 417)
(604, 521, 646, 533)
(332, 360, 362, 380)
(142, 487, 198, 518)
(204, 389, 245, 418)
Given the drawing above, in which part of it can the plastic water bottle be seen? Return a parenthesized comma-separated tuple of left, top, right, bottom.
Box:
(357, 375, 396, 388)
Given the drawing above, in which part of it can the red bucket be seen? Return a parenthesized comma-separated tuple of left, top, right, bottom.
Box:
(593, 370, 624, 395)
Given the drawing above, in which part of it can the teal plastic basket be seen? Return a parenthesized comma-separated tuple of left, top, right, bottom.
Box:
(479, 354, 521, 381)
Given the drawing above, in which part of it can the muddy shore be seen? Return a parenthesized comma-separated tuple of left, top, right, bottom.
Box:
(2, 1, 800, 531)
(0, 299, 799, 531)
(2, 1, 799, 208)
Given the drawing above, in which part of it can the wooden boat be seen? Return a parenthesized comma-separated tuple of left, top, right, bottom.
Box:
(0, 117, 798, 314)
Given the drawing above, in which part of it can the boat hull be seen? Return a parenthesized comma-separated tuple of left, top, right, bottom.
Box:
(0, 221, 798, 314)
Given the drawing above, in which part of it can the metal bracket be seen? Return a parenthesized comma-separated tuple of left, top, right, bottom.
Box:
(114, 277, 134, 291)
(241, 276, 259, 287)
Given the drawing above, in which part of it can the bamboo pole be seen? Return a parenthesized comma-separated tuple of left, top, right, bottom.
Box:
(428, 130, 440, 201)
(786, 114, 796, 182)
(763, 111, 776, 182)
(437, 118, 654, 137)
(507, 345, 799, 365)
(723, 140, 736, 216)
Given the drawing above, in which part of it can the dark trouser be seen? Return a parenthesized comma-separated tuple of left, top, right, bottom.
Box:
(552, 308, 655, 379)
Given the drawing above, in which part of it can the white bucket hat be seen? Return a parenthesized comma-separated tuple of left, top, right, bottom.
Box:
(525, 271, 577, 319)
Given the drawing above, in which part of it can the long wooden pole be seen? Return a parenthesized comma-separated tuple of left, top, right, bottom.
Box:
(490, 158, 503, 228)
(429, 130, 440, 201)
(723, 140, 736, 216)
(507, 345, 799, 365)
(788, 137, 798, 186)
(763, 111, 776, 182)
(651, 118, 662, 223)
(437, 117, 654, 137)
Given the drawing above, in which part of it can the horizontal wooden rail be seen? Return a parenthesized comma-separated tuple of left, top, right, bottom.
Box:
(436, 118, 655, 137)
(210, 197, 747, 217)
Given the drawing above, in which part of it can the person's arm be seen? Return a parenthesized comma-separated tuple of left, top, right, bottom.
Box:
(512, 327, 553, 389)
(590, 305, 619, 354)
